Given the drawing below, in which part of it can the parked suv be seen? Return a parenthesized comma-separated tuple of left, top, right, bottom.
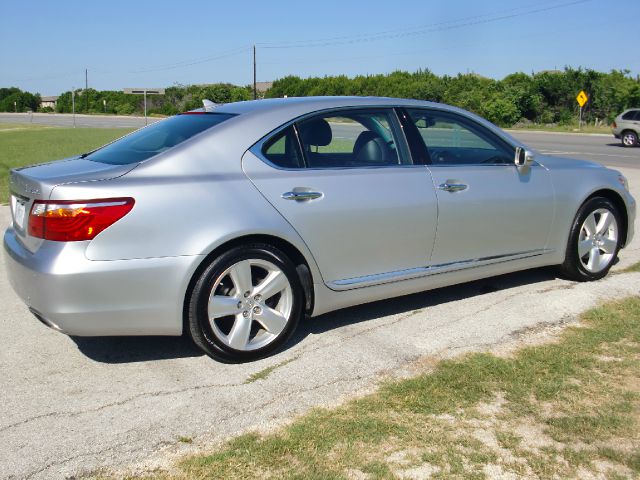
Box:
(612, 108, 640, 147)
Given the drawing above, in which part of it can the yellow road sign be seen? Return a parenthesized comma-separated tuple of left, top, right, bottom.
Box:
(576, 90, 588, 107)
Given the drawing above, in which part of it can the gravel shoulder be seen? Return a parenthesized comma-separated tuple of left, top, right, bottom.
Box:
(0, 169, 638, 480)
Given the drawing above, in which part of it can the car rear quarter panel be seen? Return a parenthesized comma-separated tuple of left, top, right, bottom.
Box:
(50, 139, 324, 312)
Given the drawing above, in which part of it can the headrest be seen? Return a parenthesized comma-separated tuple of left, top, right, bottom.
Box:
(299, 118, 332, 147)
(353, 131, 379, 155)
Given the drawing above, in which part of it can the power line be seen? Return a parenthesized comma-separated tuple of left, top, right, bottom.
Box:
(257, 0, 588, 49)
(130, 45, 253, 73)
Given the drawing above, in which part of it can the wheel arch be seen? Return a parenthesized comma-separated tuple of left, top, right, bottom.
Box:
(582, 189, 629, 247)
(182, 234, 315, 334)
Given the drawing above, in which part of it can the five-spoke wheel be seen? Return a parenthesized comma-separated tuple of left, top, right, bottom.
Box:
(560, 197, 621, 281)
(621, 130, 638, 148)
(188, 244, 303, 362)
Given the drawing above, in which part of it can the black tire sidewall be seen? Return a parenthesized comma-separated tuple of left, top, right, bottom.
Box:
(188, 244, 303, 362)
(562, 197, 621, 281)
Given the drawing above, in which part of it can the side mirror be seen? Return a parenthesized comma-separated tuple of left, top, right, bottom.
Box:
(514, 147, 534, 167)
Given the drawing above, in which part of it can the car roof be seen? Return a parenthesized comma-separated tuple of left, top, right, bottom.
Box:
(207, 96, 521, 148)
(215, 96, 450, 116)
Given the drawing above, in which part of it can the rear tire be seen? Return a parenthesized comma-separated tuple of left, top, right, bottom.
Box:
(621, 130, 638, 147)
(188, 244, 303, 362)
(559, 197, 621, 281)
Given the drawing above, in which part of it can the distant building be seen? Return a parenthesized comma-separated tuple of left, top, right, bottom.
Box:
(255, 82, 273, 94)
(40, 96, 59, 109)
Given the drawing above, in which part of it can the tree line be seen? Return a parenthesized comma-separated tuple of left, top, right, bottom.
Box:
(53, 83, 253, 116)
(2, 68, 639, 127)
(266, 68, 640, 127)
(0, 87, 41, 113)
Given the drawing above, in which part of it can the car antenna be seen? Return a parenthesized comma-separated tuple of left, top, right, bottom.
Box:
(202, 99, 219, 110)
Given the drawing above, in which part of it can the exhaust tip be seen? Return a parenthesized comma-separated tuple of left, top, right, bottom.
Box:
(29, 308, 65, 333)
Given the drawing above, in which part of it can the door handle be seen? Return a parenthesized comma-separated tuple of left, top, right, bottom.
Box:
(281, 191, 323, 201)
(438, 182, 468, 193)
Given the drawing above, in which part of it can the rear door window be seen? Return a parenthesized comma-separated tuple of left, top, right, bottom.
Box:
(295, 110, 410, 168)
(86, 112, 235, 165)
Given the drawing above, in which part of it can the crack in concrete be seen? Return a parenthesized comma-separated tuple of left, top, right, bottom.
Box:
(26, 373, 370, 479)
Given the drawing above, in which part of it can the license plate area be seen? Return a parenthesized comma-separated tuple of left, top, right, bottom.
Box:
(10, 195, 27, 232)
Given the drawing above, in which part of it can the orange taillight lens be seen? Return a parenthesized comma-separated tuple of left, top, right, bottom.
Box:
(29, 198, 134, 241)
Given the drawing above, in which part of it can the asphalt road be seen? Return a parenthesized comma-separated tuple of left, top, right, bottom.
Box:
(1, 125, 640, 479)
(509, 130, 640, 170)
(0, 112, 159, 129)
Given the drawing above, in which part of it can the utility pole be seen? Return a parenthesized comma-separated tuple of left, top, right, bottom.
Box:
(72, 87, 76, 128)
(253, 45, 257, 100)
(85, 68, 88, 112)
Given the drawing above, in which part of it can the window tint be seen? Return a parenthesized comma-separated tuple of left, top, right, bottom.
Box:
(262, 126, 304, 168)
(86, 113, 235, 165)
(296, 110, 409, 168)
(406, 109, 514, 165)
(622, 110, 640, 121)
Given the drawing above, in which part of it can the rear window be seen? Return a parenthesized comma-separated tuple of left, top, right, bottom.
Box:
(85, 113, 235, 165)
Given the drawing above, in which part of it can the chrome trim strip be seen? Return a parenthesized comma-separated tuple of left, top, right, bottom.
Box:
(328, 248, 554, 291)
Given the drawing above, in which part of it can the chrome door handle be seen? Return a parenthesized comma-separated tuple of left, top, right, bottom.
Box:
(438, 183, 468, 193)
(281, 191, 323, 201)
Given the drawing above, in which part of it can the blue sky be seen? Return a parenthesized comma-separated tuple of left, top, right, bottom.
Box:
(2, 0, 638, 96)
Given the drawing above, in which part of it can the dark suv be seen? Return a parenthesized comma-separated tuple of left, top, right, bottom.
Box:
(612, 109, 640, 147)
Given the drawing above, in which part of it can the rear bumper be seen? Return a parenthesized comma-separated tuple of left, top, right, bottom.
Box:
(3, 227, 200, 336)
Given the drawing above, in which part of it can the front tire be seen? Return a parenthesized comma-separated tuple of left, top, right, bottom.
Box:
(559, 197, 621, 281)
(188, 244, 303, 362)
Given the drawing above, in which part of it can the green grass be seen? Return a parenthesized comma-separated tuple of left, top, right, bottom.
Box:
(622, 261, 640, 273)
(0, 125, 133, 203)
(120, 296, 640, 480)
(244, 357, 298, 384)
(508, 123, 612, 134)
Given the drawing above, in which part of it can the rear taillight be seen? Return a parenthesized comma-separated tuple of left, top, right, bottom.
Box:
(612, 121, 617, 128)
(29, 198, 134, 241)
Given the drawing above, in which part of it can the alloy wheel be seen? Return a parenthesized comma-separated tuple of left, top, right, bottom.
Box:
(622, 132, 637, 147)
(207, 258, 294, 351)
(577, 208, 618, 273)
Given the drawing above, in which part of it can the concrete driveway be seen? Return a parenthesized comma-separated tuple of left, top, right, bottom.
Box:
(1, 167, 639, 479)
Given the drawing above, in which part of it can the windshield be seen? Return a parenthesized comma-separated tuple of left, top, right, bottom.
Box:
(85, 113, 236, 165)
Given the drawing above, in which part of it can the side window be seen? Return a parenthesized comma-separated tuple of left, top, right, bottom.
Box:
(296, 110, 409, 168)
(622, 111, 639, 121)
(406, 109, 514, 166)
(262, 126, 303, 169)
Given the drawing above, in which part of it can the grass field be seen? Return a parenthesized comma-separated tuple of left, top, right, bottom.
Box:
(0, 124, 133, 203)
(508, 123, 612, 135)
(122, 295, 640, 480)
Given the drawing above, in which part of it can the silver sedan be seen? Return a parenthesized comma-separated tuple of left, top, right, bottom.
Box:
(3, 97, 637, 361)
